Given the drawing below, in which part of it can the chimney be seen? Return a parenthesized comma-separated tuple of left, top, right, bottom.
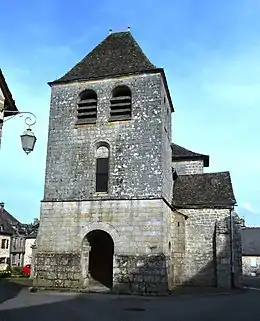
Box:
(0, 202, 4, 212)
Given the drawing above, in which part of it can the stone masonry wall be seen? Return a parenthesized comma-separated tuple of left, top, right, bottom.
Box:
(33, 199, 177, 292)
(232, 213, 243, 286)
(170, 212, 186, 287)
(180, 208, 236, 288)
(33, 252, 81, 288)
(113, 253, 170, 294)
(44, 72, 172, 205)
(172, 160, 204, 175)
(160, 79, 173, 202)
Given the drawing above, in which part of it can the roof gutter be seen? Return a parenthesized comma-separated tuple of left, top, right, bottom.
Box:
(173, 203, 236, 209)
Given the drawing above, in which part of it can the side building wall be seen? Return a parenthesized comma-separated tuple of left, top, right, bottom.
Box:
(172, 160, 204, 175)
(24, 238, 36, 265)
(179, 208, 241, 288)
(0, 234, 11, 270)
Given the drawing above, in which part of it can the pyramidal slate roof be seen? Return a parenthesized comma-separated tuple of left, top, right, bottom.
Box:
(171, 143, 209, 167)
(0, 69, 18, 116)
(52, 31, 157, 84)
(0, 207, 21, 235)
(172, 171, 236, 208)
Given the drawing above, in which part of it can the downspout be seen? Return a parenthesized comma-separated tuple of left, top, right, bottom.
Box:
(230, 207, 235, 288)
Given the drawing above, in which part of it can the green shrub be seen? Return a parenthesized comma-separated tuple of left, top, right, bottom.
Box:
(11, 267, 23, 275)
(0, 270, 11, 278)
(10, 266, 30, 278)
(6, 265, 12, 272)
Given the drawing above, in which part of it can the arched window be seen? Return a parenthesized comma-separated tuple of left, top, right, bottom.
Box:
(110, 85, 131, 121)
(77, 89, 97, 124)
(96, 144, 109, 193)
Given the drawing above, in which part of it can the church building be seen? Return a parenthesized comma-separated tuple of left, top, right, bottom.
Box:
(32, 31, 242, 294)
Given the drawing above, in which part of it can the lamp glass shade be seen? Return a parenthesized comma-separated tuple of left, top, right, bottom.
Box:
(20, 128, 37, 154)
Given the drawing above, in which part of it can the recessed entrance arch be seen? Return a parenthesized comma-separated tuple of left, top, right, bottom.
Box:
(83, 229, 114, 289)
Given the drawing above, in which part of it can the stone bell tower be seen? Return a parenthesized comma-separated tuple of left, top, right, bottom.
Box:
(33, 30, 179, 294)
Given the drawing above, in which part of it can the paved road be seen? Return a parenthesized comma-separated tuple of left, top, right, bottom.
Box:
(0, 279, 260, 321)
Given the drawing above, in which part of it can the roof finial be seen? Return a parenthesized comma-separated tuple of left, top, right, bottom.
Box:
(109, 29, 112, 35)
(127, 26, 130, 32)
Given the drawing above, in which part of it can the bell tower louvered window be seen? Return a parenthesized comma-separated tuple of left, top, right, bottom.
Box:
(109, 85, 132, 121)
(76, 89, 97, 124)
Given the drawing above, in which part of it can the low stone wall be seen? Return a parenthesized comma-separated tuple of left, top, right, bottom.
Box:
(33, 252, 81, 288)
(113, 254, 170, 294)
(33, 252, 171, 294)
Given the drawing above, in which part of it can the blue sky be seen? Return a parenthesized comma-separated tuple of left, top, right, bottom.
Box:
(0, 0, 259, 225)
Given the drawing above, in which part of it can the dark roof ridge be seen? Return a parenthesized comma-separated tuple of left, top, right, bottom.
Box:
(0, 69, 18, 115)
(171, 143, 209, 167)
(180, 171, 231, 178)
(242, 227, 260, 230)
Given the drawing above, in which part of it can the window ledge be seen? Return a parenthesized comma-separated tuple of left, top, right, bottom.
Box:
(76, 119, 97, 125)
(108, 117, 132, 123)
(93, 192, 109, 196)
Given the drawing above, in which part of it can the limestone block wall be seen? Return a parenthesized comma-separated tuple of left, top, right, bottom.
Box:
(232, 214, 243, 286)
(44, 72, 172, 205)
(170, 212, 186, 286)
(172, 160, 204, 175)
(33, 199, 174, 293)
(36, 199, 171, 253)
(160, 79, 173, 202)
(180, 208, 237, 288)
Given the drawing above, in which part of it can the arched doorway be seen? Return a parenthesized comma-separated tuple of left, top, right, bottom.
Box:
(85, 229, 114, 288)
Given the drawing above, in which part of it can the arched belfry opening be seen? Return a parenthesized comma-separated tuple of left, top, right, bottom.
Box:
(110, 85, 132, 121)
(95, 143, 110, 193)
(83, 229, 114, 288)
(77, 89, 97, 124)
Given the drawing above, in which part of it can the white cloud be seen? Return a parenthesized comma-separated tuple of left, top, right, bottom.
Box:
(241, 202, 259, 214)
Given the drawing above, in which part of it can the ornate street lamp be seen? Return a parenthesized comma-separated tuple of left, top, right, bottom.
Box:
(3, 110, 37, 154)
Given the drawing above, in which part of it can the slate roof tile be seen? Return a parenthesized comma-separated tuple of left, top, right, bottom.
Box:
(0, 69, 18, 115)
(172, 171, 236, 208)
(171, 143, 209, 167)
(52, 31, 157, 83)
